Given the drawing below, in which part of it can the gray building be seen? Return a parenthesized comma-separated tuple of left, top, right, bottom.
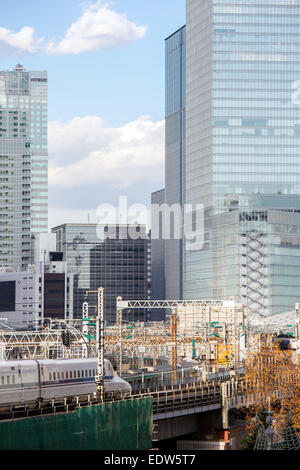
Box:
(0, 256, 73, 329)
(151, 189, 166, 320)
(52, 224, 151, 324)
(0, 65, 48, 270)
(160, 0, 300, 319)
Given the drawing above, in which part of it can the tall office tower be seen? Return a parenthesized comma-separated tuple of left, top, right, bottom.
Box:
(52, 224, 151, 324)
(165, 26, 186, 300)
(0, 65, 48, 270)
(151, 189, 166, 320)
(184, 0, 300, 317)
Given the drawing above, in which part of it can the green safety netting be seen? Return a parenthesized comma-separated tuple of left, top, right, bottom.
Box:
(0, 398, 153, 450)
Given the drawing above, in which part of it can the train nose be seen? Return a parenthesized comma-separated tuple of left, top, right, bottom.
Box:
(124, 381, 132, 392)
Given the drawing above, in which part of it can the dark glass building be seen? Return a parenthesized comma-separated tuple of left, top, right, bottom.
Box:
(52, 224, 151, 324)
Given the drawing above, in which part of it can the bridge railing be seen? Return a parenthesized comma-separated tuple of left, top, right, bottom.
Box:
(128, 382, 222, 415)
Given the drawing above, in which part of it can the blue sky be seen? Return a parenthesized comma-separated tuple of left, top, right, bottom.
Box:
(0, 0, 186, 228)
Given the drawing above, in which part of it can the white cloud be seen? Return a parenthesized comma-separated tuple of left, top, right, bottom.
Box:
(0, 26, 43, 54)
(0, 1, 147, 57)
(49, 115, 165, 188)
(45, 1, 147, 55)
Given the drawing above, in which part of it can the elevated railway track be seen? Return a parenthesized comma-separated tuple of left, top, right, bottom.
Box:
(0, 376, 247, 423)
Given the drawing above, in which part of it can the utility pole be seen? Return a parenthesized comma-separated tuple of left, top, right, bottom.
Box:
(296, 303, 300, 357)
(84, 288, 105, 401)
(171, 308, 178, 384)
(82, 302, 89, 358)
(95, 288, 104, 401)
(117, 296, 123, 377)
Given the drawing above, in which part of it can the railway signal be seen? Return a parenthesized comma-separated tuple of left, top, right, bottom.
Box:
(61, 330, 71, 348)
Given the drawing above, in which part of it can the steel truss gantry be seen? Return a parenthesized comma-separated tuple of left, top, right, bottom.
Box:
(115, 297, 245, 381)
(117, 299, 236, 309)
(0, 326, 88, 360)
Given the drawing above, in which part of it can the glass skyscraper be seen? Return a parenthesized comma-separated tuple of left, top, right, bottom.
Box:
(165, 26, 186, 300)
(0, 65, 48, 270)
(177, 0, 300, 318)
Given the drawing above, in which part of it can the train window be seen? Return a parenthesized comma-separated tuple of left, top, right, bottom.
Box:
(7, 376, 10, 385)
(1, 376, 4, 385)
(57, 372, 60, 380)
(49, 373, 52, 381)
(70, 371, 73, 379)
(53, 372, 56, 380)
(66, 371, 68, 379)
(12, 375, 15, 384)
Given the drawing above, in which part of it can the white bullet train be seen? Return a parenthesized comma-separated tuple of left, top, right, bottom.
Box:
(0, 358, 131, 409)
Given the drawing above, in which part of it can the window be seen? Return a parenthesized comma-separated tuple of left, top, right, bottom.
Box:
(85, 370, 88, 378)
(74, 371, 76, 378)
(70, 371, 72, 379)
(53, 372, 56, 380)
(57, 372, 60, 380)
(81, 370, 84, 378)
(61, 372, 64, 380)
(7, 376, 10, 385)
(49, 373, 52, 381)
(12, 375, 15, 384)
(1, 376, 4, 385)
(89, 369, 92, 377)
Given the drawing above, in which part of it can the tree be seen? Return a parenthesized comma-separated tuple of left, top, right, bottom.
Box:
(243, 334, 300, 432)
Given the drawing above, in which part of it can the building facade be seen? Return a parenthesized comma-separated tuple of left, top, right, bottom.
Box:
(151, 189, 166, 320)
(0, 256, 73, 328)
(165, 26, 186, 300)
(0, 65, 48, 270)
(52, 224, 151, 324)
(160, 1, 300, 318)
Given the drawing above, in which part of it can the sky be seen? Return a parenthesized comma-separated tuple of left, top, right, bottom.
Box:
(0, 0, 186, 229)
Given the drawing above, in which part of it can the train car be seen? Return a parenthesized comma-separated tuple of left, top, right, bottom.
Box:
(0, 358, 131, 409)
(0, 360, 39, 406)
(125, 364, 201, 393)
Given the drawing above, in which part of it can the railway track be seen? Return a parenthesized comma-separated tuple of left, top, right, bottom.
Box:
(0, 378, 249, 422)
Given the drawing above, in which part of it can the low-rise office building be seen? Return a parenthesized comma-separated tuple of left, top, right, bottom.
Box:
(0, 252, 73, 328)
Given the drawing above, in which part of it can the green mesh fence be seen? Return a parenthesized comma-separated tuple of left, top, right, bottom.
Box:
(0, 398, 153, 450)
